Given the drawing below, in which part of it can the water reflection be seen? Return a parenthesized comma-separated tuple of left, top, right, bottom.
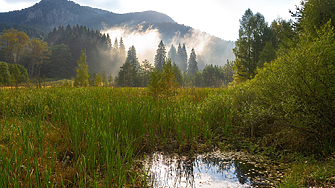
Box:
(144, 151, 270, 188)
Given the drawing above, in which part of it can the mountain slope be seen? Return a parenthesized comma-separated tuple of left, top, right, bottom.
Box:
(86, 7, 175, 25)
(0, 0, 175, 30)
(0, 0, 235, 68)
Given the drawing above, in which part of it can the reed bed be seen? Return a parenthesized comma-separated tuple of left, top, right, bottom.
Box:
(0, 87, 231, 187)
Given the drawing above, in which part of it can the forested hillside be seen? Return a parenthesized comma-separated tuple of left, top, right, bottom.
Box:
(0, 0, 235, 84)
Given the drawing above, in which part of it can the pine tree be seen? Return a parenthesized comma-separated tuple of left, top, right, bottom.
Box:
(119, 37, 126, 63)
(233, 9, 269, 83)
(126, 46, 139, 67)
(177, 43, 183, 71)
(154, 40, 166, 69)
(177, 43, 187, 72)
(168, 44, 177, 64)
(113, 38, 119, 50)
(187, 48, 198, 75)
(181, 44, 188, 71)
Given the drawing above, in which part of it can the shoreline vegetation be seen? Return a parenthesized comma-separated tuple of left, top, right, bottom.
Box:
(0, 87, 334, 187)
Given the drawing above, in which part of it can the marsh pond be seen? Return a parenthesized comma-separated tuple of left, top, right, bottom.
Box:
(141, 151, 288, 188)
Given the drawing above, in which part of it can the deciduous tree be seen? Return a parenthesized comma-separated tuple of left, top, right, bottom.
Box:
(74, 50, 89, 87)
(29, 38, 49, 85)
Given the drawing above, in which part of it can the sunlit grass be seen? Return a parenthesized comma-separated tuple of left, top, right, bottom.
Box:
(0, 87, 228, 187)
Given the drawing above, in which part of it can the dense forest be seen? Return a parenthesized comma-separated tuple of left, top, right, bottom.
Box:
(0, 23, 234, 87)
(0, 0, 235, 71)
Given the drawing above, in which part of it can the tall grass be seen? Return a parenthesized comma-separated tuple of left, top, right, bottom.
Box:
(0, 87, 231, 187)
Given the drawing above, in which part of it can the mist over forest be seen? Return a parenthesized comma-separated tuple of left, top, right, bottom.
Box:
(0, 0, 235, 80)
(102, 24, 235, 74)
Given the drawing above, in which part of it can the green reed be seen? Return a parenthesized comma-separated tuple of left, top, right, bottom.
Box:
(0, 87, 231, 187)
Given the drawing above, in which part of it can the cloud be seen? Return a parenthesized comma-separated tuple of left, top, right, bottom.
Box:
(2, 0, 37, 3)
(169, 29, 212, 55)
(0, 0, 38, 12)
(102, 25, 162, 64)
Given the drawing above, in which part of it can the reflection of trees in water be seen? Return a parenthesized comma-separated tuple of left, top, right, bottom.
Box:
(147, 153, 267, 188)
(148, 153, 196, 188)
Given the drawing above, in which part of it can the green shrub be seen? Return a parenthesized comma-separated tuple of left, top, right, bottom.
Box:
(230, 22, 335, 156)
(148, 59, 178, 97)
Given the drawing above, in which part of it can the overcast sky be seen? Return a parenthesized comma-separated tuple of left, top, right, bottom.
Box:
(0, 0, 301, 41)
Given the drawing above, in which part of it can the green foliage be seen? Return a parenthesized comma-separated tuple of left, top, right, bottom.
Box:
(198, 62, 234, 87)
(168, 44, 177, 64)
(0, 61, 11, 85)
(149, 59, 178, 97)
(177, 43, 188, 72)
(74, 51, 89, 87)
(154, 40, 166, 69)
(233, 9, 272, 83)
(42, 44, 76, 79)
(0, 87, 214, 187)
(8, 63, 29, 87)
(200, 90, 232, 136)
(172, 63, 182, 86)
(230, 22, 335, 156)
(125, 45, 139, 66)
(187, 48, 198, 75)
(301, 0, 335, 37)
(117, 60, 139, 87)
(139, 59, 154, 87)
(94, 73, 102, 87)
(258, 41, 276, 67)
(29, 38, 50, 79)
(102, 71, 108, 86)
(46, 25, 120, 76)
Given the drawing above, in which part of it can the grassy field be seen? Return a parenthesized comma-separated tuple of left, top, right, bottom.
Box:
(1, 87, 334, 187)
(0, 87, 228, 187)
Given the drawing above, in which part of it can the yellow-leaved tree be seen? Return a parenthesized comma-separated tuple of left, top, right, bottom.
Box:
(74, 50, 89, 87)
(148, 59, 179, 97)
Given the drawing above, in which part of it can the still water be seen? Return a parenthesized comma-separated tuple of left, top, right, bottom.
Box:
(143, 151, 276, 188)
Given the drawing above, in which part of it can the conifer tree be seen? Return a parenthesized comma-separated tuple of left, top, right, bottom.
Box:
(187, 48, 198, 75)
(113, 38, 119, 50)
(154, 40, 166, 69)
(177, 43, 183, 71)
(126, 46, 139, 67)
(119, 37, 126, 63)
(233, 9, 269, 83)
(177, 43, 187, 72)
(168, 44, 177, 64)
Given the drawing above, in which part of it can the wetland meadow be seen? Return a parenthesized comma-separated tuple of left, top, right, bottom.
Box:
(0, 87, 334, 187)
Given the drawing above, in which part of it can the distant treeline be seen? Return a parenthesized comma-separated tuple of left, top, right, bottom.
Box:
(45, 24, 126, 78)
(0, 22, 47, 38)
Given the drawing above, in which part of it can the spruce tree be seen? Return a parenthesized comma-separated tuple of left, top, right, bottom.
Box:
(113, 38, 119, 50)
(168, 44, 177, 64)
(119, 37, 126, 63)
(126, 46, 139, 67)
(177, 43, 187, 72)
(154, 40, 166, 69)
(187, 48, 198, 75)
(233, 9, 269, 83)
